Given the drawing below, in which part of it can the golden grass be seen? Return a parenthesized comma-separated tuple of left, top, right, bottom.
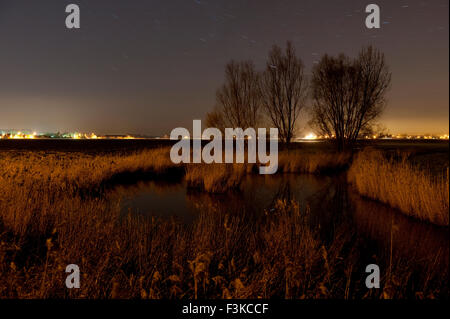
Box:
(278, 150, 351, 174)
(0, 183, 341, 298)
(348, 149, 449, 226)
(0, 148, 177, 235)
(183, 150, 351, 193)
(185, 163, 250, 193)
(0, 148, 447, 298)
(2, 191, 441, 299)
(0, 147, 175, 192)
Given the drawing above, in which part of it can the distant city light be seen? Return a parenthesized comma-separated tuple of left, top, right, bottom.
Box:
(0, 131, 136, 140)
(0, 130, 448, 141)
(304, 133, 317, 140)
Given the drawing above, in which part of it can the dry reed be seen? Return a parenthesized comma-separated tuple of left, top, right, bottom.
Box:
(348, 149, 449, 226)
(278, 150, 351, 174)
(0, 149, 447, 298)
(185, 163, 250, 193)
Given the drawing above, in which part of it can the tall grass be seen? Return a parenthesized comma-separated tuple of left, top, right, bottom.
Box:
(2, 192, 444, 299)
(348, 149, 449, 226)
(0, 183, 345, 299)
(184, 151, 351, 193)
(0, 149, 447, 298)
(185, 163, 250, 193)
(278, 150, 351, 174)
(0, 148, 178, 235)
(0, 147, 176, 192)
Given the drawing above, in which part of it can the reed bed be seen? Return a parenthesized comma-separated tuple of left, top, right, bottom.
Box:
(278, 150, 351, 174)
(2, 192, 445, 299)
(348, 149, 449, 226)
(0, 178, 343, 299)
(0, 147, 176, 193)
(184, 151, 351, 193)
(0, 148, 178, 234)
(0, 148, 447, 298)
(185, 163, 251, 193)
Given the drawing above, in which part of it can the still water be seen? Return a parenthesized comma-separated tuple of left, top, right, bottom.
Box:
(113, 173, 449, 275)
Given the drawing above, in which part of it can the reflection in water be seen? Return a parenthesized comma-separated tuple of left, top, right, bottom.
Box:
(112, 173, 449, 278)
(115, 180, 191, 220)
(185, 175, 331, 218)
(349, 190, 449, 274)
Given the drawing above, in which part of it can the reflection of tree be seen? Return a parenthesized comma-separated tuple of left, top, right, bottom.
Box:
(270, 180, 293, 206)
(183, 173, 449, 292)
(114, 179, 183, 197)
(301, 175, 350, 243)
(185, 190, 247, 216)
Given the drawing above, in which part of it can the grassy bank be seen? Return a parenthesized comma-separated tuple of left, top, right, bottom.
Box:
(0, 148, 179, 235)
(1, 193, 446, 299)
(278, 150, 351, 174)
(348, 149, 449, 226)
(0, 147, 176, 191)
(184, 150, 351, 193)
(0, 147, 350, 196)
(185, 163, 250, 193)
(0, 147, 447, 298)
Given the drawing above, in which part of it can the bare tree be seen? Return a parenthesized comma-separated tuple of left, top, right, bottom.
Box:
(310, 46, 391, 149)
(260, 41, 308, 143)
(205, 60, 261, 130)
(205, 108, 225, 132)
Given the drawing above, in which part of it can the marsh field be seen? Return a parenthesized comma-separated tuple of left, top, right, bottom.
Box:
(0, 139, 448, 299)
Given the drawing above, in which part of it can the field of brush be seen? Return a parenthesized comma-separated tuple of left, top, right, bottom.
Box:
(0, 139, 448, 298)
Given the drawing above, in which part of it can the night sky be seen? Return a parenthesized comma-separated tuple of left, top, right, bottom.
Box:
(0, 0, 448, 135)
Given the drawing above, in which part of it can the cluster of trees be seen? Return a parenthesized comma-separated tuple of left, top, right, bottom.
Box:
(206, 41, 391, 148)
